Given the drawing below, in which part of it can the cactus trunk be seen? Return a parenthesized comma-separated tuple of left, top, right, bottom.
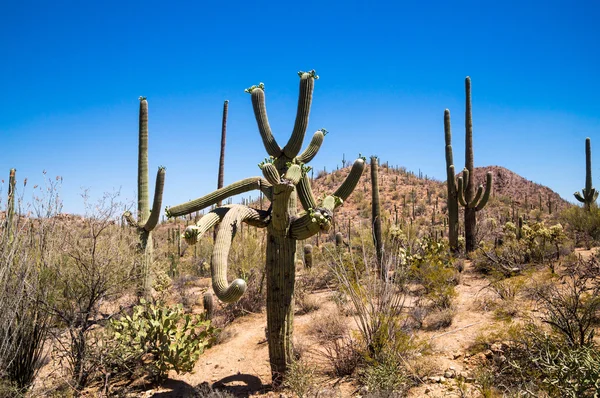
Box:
(574, 137, 598, 210)
(266, 232, 296, 386)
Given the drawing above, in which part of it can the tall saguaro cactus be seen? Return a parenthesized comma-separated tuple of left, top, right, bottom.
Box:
(166, 71, 364, 387)
(574, 137, 598, 210)
(460, 77, 492, 253)
(444, 110, 459, 252)
(370, 156, 383, 275)
(5, 168, 16, 241)
(445, 78, 492, 253)
(123, 97, 166, 297)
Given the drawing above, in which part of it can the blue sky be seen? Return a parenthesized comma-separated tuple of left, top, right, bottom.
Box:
(1, 1, 599, 215)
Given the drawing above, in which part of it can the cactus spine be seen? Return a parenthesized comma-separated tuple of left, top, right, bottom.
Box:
(166, 71, 364, 387)
(123, 97, 166, 297)
(455, 77, 492, 253)
(444, 110, 459, 252)
(574, 137, 598, 210)
(370, 156, 384, 276)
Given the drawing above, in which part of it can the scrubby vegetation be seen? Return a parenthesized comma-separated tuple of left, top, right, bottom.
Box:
(2, 73, 600, 397)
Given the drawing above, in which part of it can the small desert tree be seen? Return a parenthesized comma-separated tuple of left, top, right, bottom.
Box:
(166, 70, 364, 387)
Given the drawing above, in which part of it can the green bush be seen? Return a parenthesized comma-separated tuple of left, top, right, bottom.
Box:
(110, 299, 218, 381)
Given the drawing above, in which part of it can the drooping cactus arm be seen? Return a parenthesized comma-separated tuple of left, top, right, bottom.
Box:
(166, 177, 272, 218)
(282, 70, 318, 158)
(248, 84, 282, 158)
(475, 172, 493, 211)
(574, 191, 586, 203)
(212, 205, 269, 303)
(182, 207, 231, 245)
(333, 157, 366, 205)
(297, 173, 318, 212)
(296, 129, 326, 164)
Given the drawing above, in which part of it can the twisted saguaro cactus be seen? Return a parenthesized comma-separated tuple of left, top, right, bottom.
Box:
(166, 71, 364, 387)
(370, 156, 383, 276)
(444, 110, 459, 252)
(451, 77, 493, 253)
(574, 137, 598, 210)
(123, 97, 166, 297)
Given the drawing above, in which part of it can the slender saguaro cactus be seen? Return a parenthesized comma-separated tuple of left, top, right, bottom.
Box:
(123, 97, 166, 297)
(165, 71, 364, 387)
(444, 110, 459, 252)
(5, 169, 16, 241)
(454, 77, 493, 253)
(214, 100, 229, 241)
(303, 244, 313, 269)
(371, 156, 384, 276)
(574, 137, 598, 210)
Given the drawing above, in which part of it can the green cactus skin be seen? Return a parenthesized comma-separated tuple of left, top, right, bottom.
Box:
(166, 71, 364, 387)
(123, 98, 166, 297)
(303, 244, 313, 269)
(574, 137, 598, 210)
(450, 77, 493, 253)
(444, 110, 459, 252)
(370, 156, 384, 276)
(203, 291, 214, 320)
(6, 168, 16, 241)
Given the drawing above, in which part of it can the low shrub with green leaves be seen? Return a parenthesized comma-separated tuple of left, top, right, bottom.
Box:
(110, 299, 218, 381)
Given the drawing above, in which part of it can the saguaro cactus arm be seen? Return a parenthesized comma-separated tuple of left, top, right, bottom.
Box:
(282, 70, 318, 158)
(247, 83, 282, 158)
(333, 157, 366, 201)
(166, 177, 273, 218)
(457, 169, 492, 210)
(297, 173, 318, 211)
(123, 167, 165, 231)
(296, 129, 326, 164)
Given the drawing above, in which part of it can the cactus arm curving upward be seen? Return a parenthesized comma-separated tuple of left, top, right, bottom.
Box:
(261, 163, 281, 186)
(166, 177, 273, 218)
(282, 71, 317, 158)
(248, 84, 282, 158)
(475, 172, 493, 211)
(296, 129, 326, 164)
(333, 157, 366, 202)
(142, 167, 165, 231)
(296, 173, 318, 211)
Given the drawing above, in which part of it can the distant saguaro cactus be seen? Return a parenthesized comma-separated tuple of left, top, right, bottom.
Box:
(453, 77, 492, 253)
(123, 97, 166, 297)
(5, 168, 16, 241)
(303, 244, 313, 269)
(214, 100, 229, 241)
(203, 291, 214, 320)
(574, 137, 598, 210)
(335, 231, 343, 248)
(371, 156, 384, 276)
(166, 71, 364, 387)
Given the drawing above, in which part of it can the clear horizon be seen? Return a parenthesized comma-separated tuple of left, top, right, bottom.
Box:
(1, 1, 599, 216)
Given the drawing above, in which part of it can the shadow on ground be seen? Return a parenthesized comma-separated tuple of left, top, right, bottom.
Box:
(151, 373, 270, 397)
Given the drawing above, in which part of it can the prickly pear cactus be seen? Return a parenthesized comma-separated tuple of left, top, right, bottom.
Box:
(166, 71, 364, 387)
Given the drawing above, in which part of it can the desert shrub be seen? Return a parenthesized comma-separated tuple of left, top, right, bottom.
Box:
(0, 175, 62, 391)
(322, 335, 362, 377)
(109, 299, 218, 382)
(46, 192, 139, 392)
(359, 348, 410, 396)
(474, 221, 566, 276)
(282, 360, 319, 397)
(561, 205, 600, 248)
(310, 311, 348, 342)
